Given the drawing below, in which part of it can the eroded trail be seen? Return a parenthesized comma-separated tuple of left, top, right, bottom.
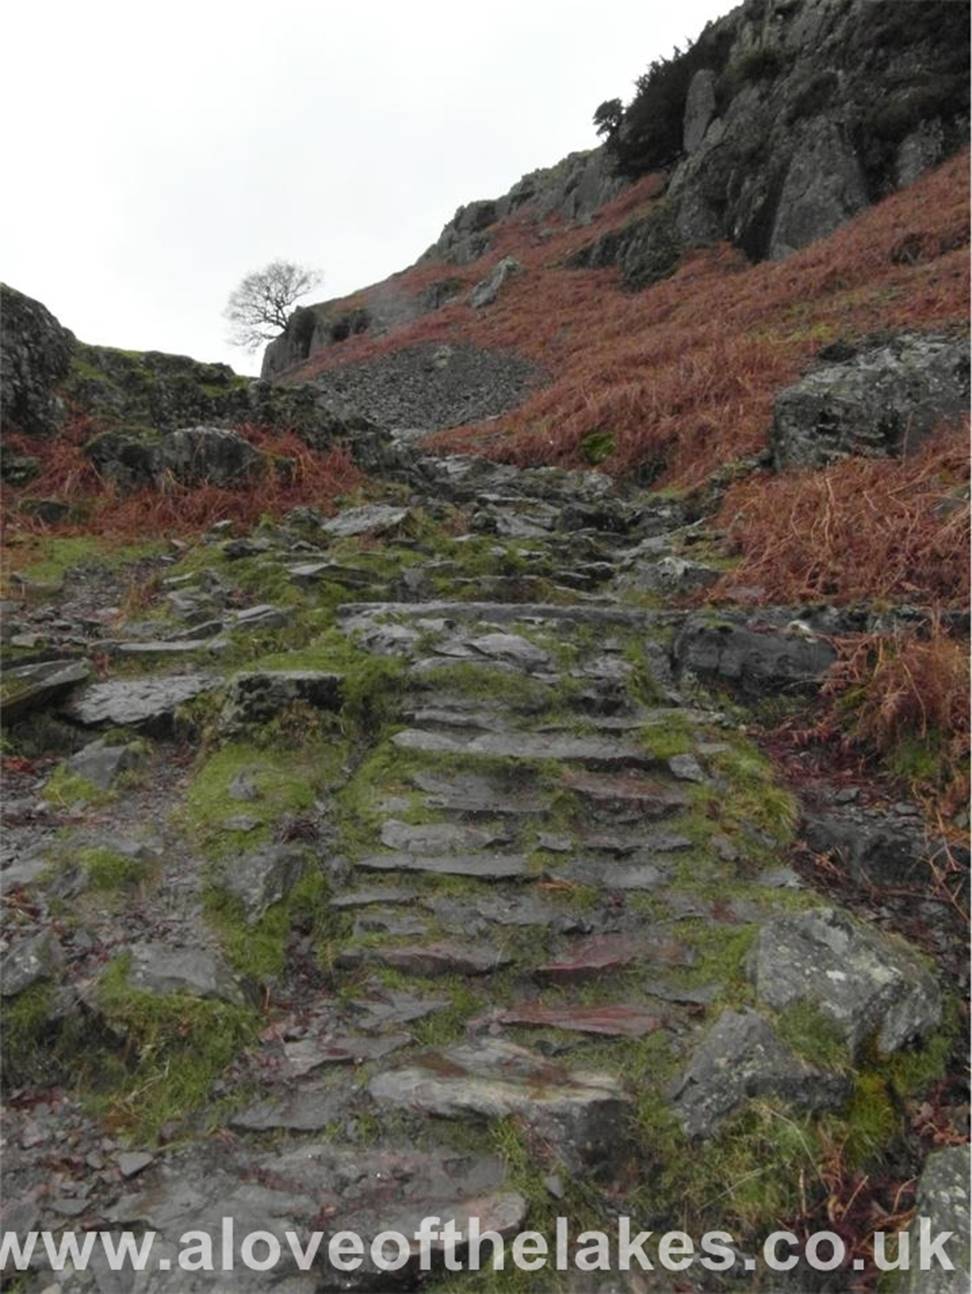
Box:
(0, 436, 963, 1292)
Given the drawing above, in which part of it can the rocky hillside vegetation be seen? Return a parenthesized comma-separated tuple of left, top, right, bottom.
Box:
(1, 0, 969, 1290)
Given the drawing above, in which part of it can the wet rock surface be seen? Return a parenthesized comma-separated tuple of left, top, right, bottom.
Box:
(0, 411, 961, 1293)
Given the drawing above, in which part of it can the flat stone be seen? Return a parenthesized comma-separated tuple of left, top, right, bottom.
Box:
(358, 852, 531, 880)
(563, 768, 689, 818)
(125, 943, 247, 1007)
(352, 986, 451, 1032)
(667, 753, 707, 783)
(393, 728, 655, 769)
(379, 819, 511, 853)
(116, 1151, 154, 1179)
(369, 1038, 630, 1175)
(537, 932, 691, 981)
(493, 1003, 664, 1038)
(230, 1084, 353, 1132)
(62, 673, 220, 733)
(232, 604, 292, 629)
(115, 639, 221, 656)
(330, 886, 421, 909)
(670, 1008, 852, 1138)
(548, 858, 670, 890)
(322, 503, 410, 537)
(282, 1032, 410, 1076)
(219, 844, 308, 924)
(338, 941, 512, 977)
(2, 659, 90, 721)
(353, 908, 430, 938)
(430, 894, 589, 933)
(412, 769, 549, 815)
(749, 907, 942, 1057)
(467, 632, 551, 669)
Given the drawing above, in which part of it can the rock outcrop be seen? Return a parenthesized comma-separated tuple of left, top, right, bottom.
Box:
(0, 284, 75, 437)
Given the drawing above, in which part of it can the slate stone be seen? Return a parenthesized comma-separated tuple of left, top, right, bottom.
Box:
(159, 426, 262, 486)
(467, 631, 551, 669)
(2, 659, 90, 722)
(125, 943, 247, 1007)
(353, 908, 430, 938)
(563, 768, 689, 818)
(899, 1146, 971, 1294)
(393, 728, 655, 769)
(352, 987, 451, 1032)
(667, 753, 706, 783)
(670, 1008, 851, 1138)
(537, 933, 688, 981)
(673, 616, 836, 698)
(379, 819, 511, 853)
(338, 941, 512, 977)
(749, 907, 942, 1057)
(282, 1032, 410, 1076)
(230, 1085, 353, 1132)
(330, 886, 421, 909)
(492, 1003, 664, 1038)
(548, 858, 670, 891)
(358, 852, 531, 880)
(62, 673, 220, 733)
(412, 769, 549, 815)
(369, 1038, 631, 1175)
(1, 932, 60, 997)
(64, 738, 145, 791)
(219, 844, 308, 923)
(322, 504, 410, 537)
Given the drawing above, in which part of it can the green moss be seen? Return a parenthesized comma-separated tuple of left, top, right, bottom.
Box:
(775, 1001, 852, 1072)
(43, 766, 110, 809)
(640, 710, 695, 759)
(9, 536, 164, 590)
(205, 864, 337, 980)
(93, 955, 257, 1142)
(0, 982, 59, 1087)
(708, 739, 798, 846)
(77, 846, 149, 891)
(579, 431, 615, 465)
(181, 742, 320, 858)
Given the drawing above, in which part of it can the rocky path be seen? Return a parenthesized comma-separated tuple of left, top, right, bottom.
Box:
(0, 434, 965, 1292)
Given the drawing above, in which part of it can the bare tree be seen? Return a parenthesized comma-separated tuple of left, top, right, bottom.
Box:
(224, 259, 322, 352)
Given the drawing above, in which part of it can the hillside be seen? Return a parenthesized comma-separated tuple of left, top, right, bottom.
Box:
(0, 0, 970, 1289)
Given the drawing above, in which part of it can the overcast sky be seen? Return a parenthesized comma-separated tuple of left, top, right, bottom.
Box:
(3, 0, 727, 373)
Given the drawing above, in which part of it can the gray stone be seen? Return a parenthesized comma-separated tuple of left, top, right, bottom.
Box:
(619, 555, 719, 597)
(369, 1038, 630, 1175)
(219, 844, 308, 923)
(749, 907, 942, 1057)
(769, 121, 868, 259)
(772, 333, 970, 469)
(230, 1085, 353, 1132)
(330, 885, 420, 909)
(353, 908, 429, 938)
(282, 1032, 411, 1075)
(220, 669, 343, 727)
(467, 631, 551, 669)
(379, 819, 510, 853)
(673, 615, 836, 698)
(667, 753, 706, 783)
(0, 284, 73, 437)
(64, 739, 145, 791)
(469, 256, 521, 308)
(62, 673, 221, 733)
(393, 727, 655, 769)
(125, 943, 247, 1007)
(322, 503, 410, 538)
(2, 659, 90, 722)
(158, 425, 262, 487)
(232, 603, 292, 630)
(116, 1151, 154, 1179)
(802, 803, 967, 888)
(412, 769, 550, 815)
(670, 1008, 851, 1138)
(899, 1146, 971, 1294)
(358, 851, 531, 880)
(683, 68, 717, 153)
(338, 940, 512, 977)
(1, 933, 60, 997)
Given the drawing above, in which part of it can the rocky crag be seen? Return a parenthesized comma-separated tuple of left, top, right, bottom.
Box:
(1, 0, 970, 1289)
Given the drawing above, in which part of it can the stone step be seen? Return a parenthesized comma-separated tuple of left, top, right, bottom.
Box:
(337, 940, 513, 976)
(341, 600, 682, 627)
(392, 727, 659, 770)
(358, 851, 532, 880)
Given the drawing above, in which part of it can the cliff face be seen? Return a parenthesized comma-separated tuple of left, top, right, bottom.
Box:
(261, 0, 969, 381)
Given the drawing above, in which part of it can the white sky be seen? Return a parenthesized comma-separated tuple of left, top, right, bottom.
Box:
(2, 0, 726, 374)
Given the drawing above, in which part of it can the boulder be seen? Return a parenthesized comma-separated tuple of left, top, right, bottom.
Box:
(768, 121, 869, 260)
(2, 659, 91, 722)
(566, 202, 682, 291)
(683, 68, 717, 153)
(1, 933, 62, 998)
(749, 907, 942, 1058)
(670, 1008, 851, 1138)
(322, 503, 411, 538)
(469, 257, 521, 308)
(220, 669, 343, 728)
(618, 555, 719, 597)
(62, 673, 221, 734)
(899, 1145, 971, 1294)
(124, 943, 248, 1007)
(802, 801, 967, 889)
(0, 284, 74, 436)
(158, 426, 262, 487)
(63, 738, 146, 791)
(772, 333, 970, 469)
(673, 615, 836, 697)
